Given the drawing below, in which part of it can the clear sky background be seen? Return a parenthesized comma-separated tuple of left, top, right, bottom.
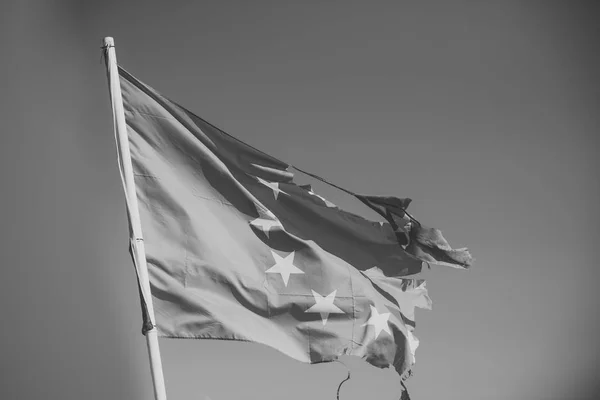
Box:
(1, 1, 598, 399)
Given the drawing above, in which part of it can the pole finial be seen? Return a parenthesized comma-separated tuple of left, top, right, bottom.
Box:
(103, 37, 115, 47)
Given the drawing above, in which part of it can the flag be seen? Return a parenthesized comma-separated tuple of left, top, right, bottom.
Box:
(117, 67, 471, 394)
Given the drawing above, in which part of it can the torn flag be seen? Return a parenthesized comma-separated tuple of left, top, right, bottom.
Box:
(117, 66, 471, 393)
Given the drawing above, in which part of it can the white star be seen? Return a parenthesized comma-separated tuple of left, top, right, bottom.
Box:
(362, 305, 392, 338)
(250, 217, 283, 238)
(305, 289, 345, 326)
(407, 329, 419, 362)
(265, 251, 304, 286)
(257, 177, 288, 200)
(308, 189, 336, 208)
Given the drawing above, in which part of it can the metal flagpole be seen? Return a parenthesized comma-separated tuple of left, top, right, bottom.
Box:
(102, 36, 168, 400)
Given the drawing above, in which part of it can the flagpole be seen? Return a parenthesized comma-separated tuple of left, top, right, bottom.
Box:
(103, 36, 168, 400)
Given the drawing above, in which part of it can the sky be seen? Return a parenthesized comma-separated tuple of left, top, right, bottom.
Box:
(1, 1, 599, 399)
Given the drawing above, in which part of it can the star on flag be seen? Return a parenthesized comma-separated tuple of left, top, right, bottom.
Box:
(407, 329, 420, 362)
(250, 216, 283, 238)
(305, 289, 345, 326)
(307, 189, 336, 208)
(362, 305, 392, 338)
(257, 176, 288, 200)
(265, 251, 304, 286)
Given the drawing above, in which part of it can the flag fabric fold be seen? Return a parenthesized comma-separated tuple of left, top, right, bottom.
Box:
(117, 66, 470, 391)
(406, 225, 473, 269)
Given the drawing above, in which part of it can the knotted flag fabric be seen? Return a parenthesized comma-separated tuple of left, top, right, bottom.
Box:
(118, 67, 471, 397)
